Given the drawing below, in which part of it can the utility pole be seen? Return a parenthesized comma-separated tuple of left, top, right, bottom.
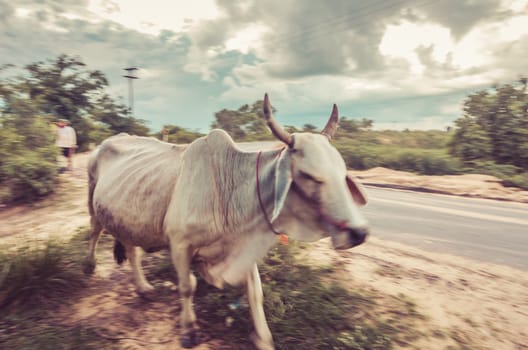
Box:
(123, 67, 138, 116)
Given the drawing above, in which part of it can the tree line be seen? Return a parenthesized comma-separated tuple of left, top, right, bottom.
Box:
(450, 78, 528, 170)
(1, 54, 527, 204)
(145, 78, 528, 191)
(0, 55, 149, 203)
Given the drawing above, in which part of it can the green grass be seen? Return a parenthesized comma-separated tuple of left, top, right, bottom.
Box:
(0, 239, 86, 312)
(0, 230, 114, 349)
(1, 231, 426, 350)
(146, 244, 425, 350)
(0, 314, 115, 350)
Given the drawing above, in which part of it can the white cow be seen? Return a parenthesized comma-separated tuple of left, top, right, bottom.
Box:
(84, 94, 369, 349)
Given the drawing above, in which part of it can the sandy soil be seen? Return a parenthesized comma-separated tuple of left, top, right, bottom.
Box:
(1, 153, 527, 349)
(307, 239, 528, 350)
(353, 167, 528, 203)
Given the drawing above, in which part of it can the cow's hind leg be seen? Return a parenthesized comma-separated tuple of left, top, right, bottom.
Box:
(82, 217, 103, 275)
(247, 264, 274, 350)
(170, 242, 199, 348)
(125, 245, 155, 296)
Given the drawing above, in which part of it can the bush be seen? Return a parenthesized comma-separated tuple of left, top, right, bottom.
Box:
(0, 115, 59, 205)
(467, 161, 522, 178)
(335, 142, 463, 175)
(385, 150, 463, 175)
(502, 173, 528, 190)
(459, 161, 528, 190)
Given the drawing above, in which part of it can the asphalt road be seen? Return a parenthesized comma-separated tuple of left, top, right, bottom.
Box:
(362, 186, 528, 270)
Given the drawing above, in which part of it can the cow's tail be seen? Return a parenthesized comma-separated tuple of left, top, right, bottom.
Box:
(113, 240, 127, 265)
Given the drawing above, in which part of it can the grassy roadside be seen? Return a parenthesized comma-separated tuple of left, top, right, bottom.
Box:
(1, 227, 428, 350)
(150, 244, 427, 349)
(0, 230, 117, 350)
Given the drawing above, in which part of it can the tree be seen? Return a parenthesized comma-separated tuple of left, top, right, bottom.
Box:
(338, 117, 359, 133)
(155, 125, 204, 144)
(336, 117, 374, 138)
(448, 115, 492, 162)
(359, 118, 374, 130)
(211, 100, 273, 141)
(16, 54, 148, 150)
(284, 125, 300, 133)
(0, 54, 150, 204)
(90, 94, 149, 138)
(449, 78, 528, 169)
(0, 92, 58, 204)
(302, 123, 317, 132)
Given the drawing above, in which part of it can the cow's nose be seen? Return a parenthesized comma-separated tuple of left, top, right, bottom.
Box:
(348, 227, 369, 247)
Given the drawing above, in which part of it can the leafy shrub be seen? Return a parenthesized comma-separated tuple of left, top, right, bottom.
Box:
(336, 129, 452, 149)
(467, 161, 522, 178)
(449, 80, 528, 169)
(459, 161, 528, 190)
(335, 142, 463, 175)
(385, 150, 463, 175)
(0, 115, 59, 205)
(501, 173, 528, 190)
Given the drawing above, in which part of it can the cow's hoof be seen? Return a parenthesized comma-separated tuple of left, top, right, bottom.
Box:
(180, 330, 198, 348)
(137, 287, 156, 301)
(180, 329, 208, 348)
(250, 332, 275, 350)
(82, 259, 96, 275)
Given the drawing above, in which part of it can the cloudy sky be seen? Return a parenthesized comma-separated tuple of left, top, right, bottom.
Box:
(1, 0, 527, 132)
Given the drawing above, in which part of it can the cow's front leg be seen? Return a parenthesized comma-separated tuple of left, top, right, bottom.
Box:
(170, 242, 199, 348)
(247, 263, 274, 350)
(125, 245, 155, 295)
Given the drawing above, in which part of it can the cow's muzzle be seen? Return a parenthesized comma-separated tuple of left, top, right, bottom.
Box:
(332, 227, 369, 250)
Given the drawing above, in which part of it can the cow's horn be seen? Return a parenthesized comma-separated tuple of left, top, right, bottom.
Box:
(262, 93, 294, 146)
(321, 104, 339, 141)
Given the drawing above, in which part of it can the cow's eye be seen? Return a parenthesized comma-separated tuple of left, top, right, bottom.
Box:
(299, 171, 323, 184)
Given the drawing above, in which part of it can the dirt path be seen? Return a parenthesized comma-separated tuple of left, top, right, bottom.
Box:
(2, 153, 527, 349)
(0, 157, 90, 245)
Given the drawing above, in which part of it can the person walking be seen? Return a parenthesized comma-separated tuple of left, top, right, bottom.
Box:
(55, 118, 77, 172)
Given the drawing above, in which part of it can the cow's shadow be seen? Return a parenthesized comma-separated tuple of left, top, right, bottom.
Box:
(77, 234, 254, 349)
(142, 249, 255, 349)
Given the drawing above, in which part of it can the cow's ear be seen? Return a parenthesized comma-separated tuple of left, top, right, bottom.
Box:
(346, 174, 368, 206)
(271, 150, 293, 222)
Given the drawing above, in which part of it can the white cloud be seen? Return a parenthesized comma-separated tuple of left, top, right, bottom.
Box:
(87, 0, 220, 35)
(136, 68, 162, 79)
(41, 22, 69, 33)
(14, 7, 31, 18)
(374, 116, 453, 131)
(4, 0, 528, 132)
(379, 21, 453, 74)
(183, 46, 220, 82)
(224, 24, 268, 54)
(502, 0, 528, 12)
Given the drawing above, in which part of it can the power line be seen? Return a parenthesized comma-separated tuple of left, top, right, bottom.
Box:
(123, 67, 138, 116)
(275, 0, 440, 49)
(194, 0, 440, 66)
(269, 0, 396, 43)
